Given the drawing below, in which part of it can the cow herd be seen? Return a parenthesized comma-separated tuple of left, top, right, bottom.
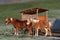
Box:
(5, 17, 52, 37)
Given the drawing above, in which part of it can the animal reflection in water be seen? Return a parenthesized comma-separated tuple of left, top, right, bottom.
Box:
(27, 18, 51, 36)
(5, 18, 32, 36)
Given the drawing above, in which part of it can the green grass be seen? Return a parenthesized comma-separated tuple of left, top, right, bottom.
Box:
(0, 2, 60, 22)
(0, 0, 60, 23)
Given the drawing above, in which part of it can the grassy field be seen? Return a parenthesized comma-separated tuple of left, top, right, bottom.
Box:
(0, 0, 60, 40)
(0, 0, 60, 22)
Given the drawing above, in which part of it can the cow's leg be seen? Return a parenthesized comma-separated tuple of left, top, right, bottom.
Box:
(14, 28, 18, 35)
(35, 27, 39, 36)
(35, 28, 37, 36)
(14, 28, 17, 35)
(16, 27, 19, 35)
(44, 27, 48, 37)
(48, 22, 52, 36)
(49, 30, 51, 36)
(48, 28, 52, 36)
(27, 27, 32, 36)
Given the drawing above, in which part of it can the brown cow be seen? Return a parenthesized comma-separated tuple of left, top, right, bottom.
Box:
(27, 18, 51, 36)
(5, 18, 32, 36)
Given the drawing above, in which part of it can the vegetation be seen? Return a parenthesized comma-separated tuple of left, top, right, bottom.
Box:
(0, 0, 60, 23)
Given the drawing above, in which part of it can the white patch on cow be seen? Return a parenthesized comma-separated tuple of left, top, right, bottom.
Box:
(26, 19, 30, 25)
(27, 22, 30, 25)
(31, 19, 39, 23)
(10, 18, 13, 21)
